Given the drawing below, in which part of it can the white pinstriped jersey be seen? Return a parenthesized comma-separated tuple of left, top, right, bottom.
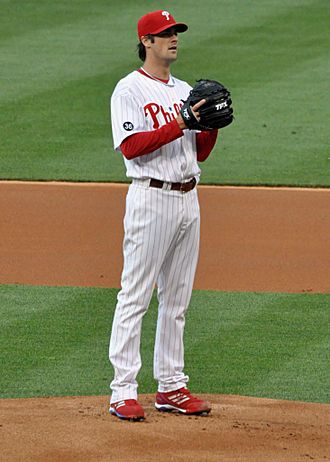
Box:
(110, 70, 201, 183)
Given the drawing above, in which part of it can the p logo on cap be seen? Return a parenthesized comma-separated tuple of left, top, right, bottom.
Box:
(137, 10, 188, 39)
(162, 11, 170, 21)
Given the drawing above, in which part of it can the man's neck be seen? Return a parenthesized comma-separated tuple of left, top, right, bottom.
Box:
(142, 61, 171, 81)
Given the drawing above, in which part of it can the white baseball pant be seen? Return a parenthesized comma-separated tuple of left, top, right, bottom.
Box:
(109, 181, 200, 403)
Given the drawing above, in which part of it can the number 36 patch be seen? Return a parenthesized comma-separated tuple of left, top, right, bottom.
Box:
(123, 121, 134, 131)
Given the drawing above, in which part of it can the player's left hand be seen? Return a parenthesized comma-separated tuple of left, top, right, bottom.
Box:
(191, 99, 206, 121)
(176, 98, 206, 130)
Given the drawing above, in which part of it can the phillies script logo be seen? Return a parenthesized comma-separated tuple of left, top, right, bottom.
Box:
(144, 102, 183, 129)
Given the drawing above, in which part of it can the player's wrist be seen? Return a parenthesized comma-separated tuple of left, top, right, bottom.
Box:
(175, 115, 187, 130)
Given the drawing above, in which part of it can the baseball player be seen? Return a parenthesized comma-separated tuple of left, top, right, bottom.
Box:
(109, 10, 219, 421)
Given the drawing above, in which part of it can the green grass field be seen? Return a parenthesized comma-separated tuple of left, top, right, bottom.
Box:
(1, 0, 329, 185)
(1, 284, 329, 403)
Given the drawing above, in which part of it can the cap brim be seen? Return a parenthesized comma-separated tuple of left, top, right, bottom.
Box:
(152, 22, 188, 35)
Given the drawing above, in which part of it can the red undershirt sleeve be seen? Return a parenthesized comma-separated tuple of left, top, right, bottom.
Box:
(120, 119, 183, 160)
(120, 120, 218, 162)
(196, 129, 219, 162)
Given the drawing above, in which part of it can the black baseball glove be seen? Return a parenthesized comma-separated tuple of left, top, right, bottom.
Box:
(180, 79, 234, 131)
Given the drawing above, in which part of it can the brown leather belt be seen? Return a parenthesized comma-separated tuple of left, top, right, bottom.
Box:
(149, 177, 197, 193)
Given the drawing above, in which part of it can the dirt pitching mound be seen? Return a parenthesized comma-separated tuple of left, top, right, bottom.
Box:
(1, 394, 329, 461)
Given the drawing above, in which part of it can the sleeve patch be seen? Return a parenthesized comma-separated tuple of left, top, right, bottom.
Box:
(123, 122, 134, 131)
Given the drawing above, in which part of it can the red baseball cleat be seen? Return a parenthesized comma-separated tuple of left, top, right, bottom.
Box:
(155, 388, 211, 415)
(110, 399, 145, 421)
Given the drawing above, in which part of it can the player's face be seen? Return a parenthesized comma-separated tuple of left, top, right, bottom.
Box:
(148, 27, 179, 63)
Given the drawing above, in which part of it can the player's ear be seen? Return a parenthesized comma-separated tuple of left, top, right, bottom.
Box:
(141, 34, 154, 47)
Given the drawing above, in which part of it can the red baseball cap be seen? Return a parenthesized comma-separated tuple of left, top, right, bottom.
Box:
(137, 10, 188, 39)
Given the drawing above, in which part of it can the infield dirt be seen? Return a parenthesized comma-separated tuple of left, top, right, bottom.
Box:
(1, 181, 330, 293)
(1, 394, 329, 461)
